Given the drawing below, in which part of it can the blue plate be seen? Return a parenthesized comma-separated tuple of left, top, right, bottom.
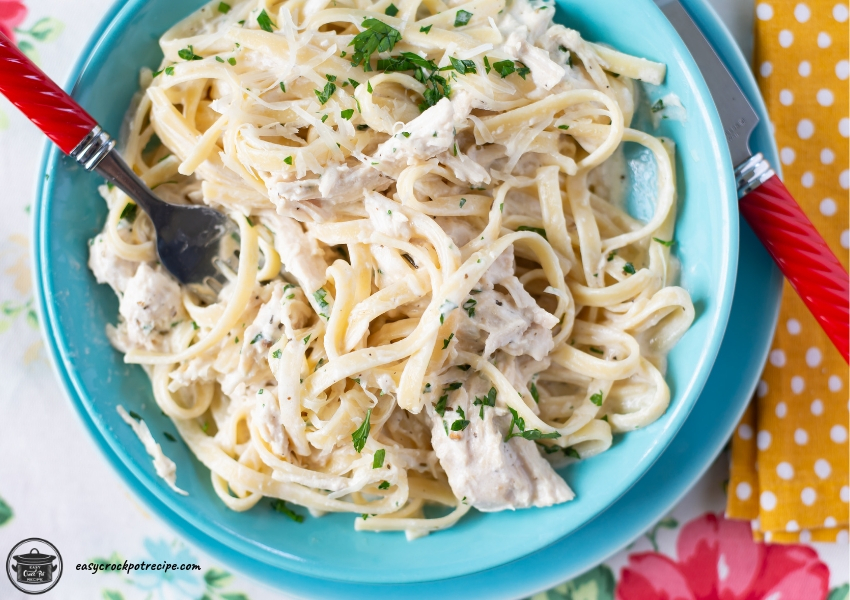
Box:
(34, 0, 740, 586)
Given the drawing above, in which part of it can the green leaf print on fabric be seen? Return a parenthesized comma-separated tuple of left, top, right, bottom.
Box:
(529, 564, 615, 600)
(829, 584, 849, 600)
(102, 590, 124, 600)
(23, 17, 64, 42)
(0, 495, 13, 526)
(0, 299, 39, 333)
(645, 516, 679, 551)
(204, 567, 232, 588)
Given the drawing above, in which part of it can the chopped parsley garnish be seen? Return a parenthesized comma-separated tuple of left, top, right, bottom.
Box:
(257, 9, 276, 32)
(623, 262, 636, 275)
(349, 18, 402, 71)
(557, 124, 570, 130)
(313, 288, 330, 318)
(439, 300, 457, 324)
(163, 431, 177, 442)
(607, 250, 617, 261)
(303, 334, 311, 344)
(442, 333, 454, 349)
(454, 9, 473, 26)
(201, 421, 209, 432)
(340, 108, 354, 119)
(378, 480, 391, 489)
(373, 448, 385, 468)
(473, 386, 497, 419)
(271, 499, 304, 523)
(314, 358, 324, 371)
(589, 346, 604, 355)
(590, 391, 604, 406)
(483, 56, 491, 74)
(348, 78, 360, 89)
(321, 114, 329, 123)
(279, 81, 286, 93)
(325, 73, 337, 82)
(314, 81, 336, 104)
(250, 333, 264, 344)
(566, 447, 581, 459)
(517, 225, 548, 239)
(191, 321, 199, 330)
(376, 51, 450, 111)
(401, 131, 411, 137)
(178, 45, 203, 61)
(284, 156, 293, 165)
(227, 57, 236, 66)
(462, 297, 477, 318)
(451, 406, 470, 431)
(435, 395, 448, 417)
(128, 410, 142, 420)
(448, 56, 477, 74)
(492, 59, 529, 79)
(385, 3, 399, 16)
(272, 349, 282, 359)
(538, 442, 562, 454)
(530, 382, 540, 403)
(653, 237, 674, 247)
(218, 2, 231, 13)
(352, 408, 372, 452)
(367, 80, 373, 93)
(651, 99, 665, 112)
(215, 56, 225, 63)
(420, 24, 432, 33)
(505, 406, 560, 441)
(120, 202, 138, 223)
(459, 197, 466, 208)
(164, 65, 174, 76)
(443, 382, 462, 392)
(258, 389, 264, 395)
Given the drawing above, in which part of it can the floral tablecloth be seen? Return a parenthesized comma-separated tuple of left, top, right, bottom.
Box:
(0, 1, 847, 598)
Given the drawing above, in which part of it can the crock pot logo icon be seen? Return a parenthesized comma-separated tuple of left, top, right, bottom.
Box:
(5, 538, 63, 594)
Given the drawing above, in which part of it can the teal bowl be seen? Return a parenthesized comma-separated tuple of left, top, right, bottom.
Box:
(34, 0, 738, 584)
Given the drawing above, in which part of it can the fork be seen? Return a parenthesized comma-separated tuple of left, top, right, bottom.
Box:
(0, 32, 236, 298)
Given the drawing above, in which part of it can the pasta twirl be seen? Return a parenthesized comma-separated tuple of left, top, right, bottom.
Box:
(88, 0, 694, 539)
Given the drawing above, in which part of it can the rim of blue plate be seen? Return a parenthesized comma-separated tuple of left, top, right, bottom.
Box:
(32, 0, 739, 585)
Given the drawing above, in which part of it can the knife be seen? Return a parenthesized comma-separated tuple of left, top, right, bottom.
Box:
(655, 0, 849, 363)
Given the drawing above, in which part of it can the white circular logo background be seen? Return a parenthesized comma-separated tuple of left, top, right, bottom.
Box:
(5, 538, 63, 595)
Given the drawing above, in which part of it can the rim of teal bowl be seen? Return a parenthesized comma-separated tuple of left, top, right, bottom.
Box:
(33, 0, 739, 584)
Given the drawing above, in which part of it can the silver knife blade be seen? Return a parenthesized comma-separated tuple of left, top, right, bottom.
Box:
(654, 0, 759, 167)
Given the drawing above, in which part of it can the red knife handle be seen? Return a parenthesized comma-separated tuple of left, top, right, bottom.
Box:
(0, 31, 96, 154)
(739, 173, 849, 362)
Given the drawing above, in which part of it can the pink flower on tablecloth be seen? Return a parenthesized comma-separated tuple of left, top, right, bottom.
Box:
(617, 513, 830, 600)
(0, 1, 27, 42)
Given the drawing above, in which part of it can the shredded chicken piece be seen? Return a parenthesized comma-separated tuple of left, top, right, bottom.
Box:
(88, 233, 139, 293)
(119, 264, 186, 350)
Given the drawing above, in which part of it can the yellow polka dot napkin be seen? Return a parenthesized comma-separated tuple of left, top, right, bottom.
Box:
(726, 1, 849, 544)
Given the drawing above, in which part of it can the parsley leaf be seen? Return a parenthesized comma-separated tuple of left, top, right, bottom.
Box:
(271, 499, 304, 523)
(517, 225, 547, 239)
(218, 2, 231, 14)
(340, 108, 354, 119)
(590, 391, 603, 406)
(352, 408, 372, 453)
(454, 9, 472, 27)
(473, 386, 497, 419)
(505, 406, 560, 441)
(349, 19, 402, 71)
(483, 56, 491, 74)
(178, 45, 202, 61)
(378, 480, 391, 489)
(492, 59, 516, 78)
(272, 349, 282, 359)
(420, 24, 432, 33)
(348, 78, 360, 88)
(651, 99, 665, 112)
(530, 382, 539, 403)
(448, 56, 477, 74)
(373, 448, 385, 468)
(622, 262, 636, 275)
(653, 237, 674, 247)
(462, 298, 476, 318)
(451, 406, 470, 431)
(284, 156, 293, 165)
(314, 82, 336, 104)
(566, 447, 581, 459)
(385, 3, 399, 16)
(442, 333, 454, 349)
(250, 333, 264, 344)
(435, 395, 448, 417)
(257, 9, 276, 32)
(120, 202, 138, 223)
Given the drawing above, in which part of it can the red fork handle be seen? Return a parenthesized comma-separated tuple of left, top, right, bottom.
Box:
(0, 31, 96, 154)
(739, 173, 849, 362)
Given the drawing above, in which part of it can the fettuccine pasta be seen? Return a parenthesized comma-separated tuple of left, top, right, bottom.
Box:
(88, 0, 694, 539)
